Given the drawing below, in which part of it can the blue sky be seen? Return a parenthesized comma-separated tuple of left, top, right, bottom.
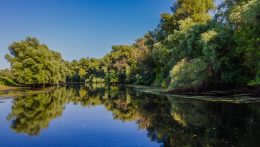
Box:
(0, 0, 173, 69)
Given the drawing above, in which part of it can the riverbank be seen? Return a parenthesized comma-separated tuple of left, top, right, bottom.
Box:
(0, 85, 19, 91)
(128, 85, 260, 103)
(1, 83, 259, 103)
(128, 85, 260, 95)
(0, 85, 55, 99)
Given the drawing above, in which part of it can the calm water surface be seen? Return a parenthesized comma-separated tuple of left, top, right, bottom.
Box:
(0, 85, 259, 147)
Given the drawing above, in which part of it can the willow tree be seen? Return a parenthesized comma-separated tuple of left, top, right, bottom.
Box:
(5, 37, 67, 86)
(160, 0, 215, 35)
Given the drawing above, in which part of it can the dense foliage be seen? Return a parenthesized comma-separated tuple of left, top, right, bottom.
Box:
(0, 69, 19, 86)
(5, 37, 68, 86)
(1, 0, 259, 90)
(64, 0, 259, 90)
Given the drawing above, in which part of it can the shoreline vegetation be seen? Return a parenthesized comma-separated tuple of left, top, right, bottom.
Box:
(0, 0, 259, 96)
(0, 85, 18, 91)
(1, 83, 259, 103)
(0, 85, 55, 99)
(1, 83, 259, 104)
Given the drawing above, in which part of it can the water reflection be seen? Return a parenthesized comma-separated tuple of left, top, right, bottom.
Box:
(6, 84, 260, 146)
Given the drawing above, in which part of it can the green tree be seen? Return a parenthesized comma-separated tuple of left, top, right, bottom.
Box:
(169, 58, 208, 90)
(79, 68, 86, 80)
(5, 37, 67, 86)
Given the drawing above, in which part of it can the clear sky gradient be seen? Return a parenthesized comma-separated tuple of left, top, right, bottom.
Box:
(0, 0, 173, 69)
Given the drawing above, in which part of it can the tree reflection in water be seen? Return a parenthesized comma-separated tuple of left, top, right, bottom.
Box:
(7, 84, 260, 146)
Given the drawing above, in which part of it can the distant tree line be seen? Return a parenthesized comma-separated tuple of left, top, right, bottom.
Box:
(1, 0, 259, 90)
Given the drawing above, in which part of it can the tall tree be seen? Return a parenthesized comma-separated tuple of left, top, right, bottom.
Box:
(5, 37, 67, 86)
(160, 0, 215, 35)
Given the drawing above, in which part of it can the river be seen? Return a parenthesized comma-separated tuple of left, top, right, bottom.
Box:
(0, 84, 259, 147)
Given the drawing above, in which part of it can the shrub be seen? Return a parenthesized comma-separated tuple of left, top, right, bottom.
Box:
(169, 58, 208, 90)
(85, 76, 105, 83)
(0, 76, 20, 86)
(92, 77, 105, 83)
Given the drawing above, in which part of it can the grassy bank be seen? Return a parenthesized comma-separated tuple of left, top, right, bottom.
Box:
(0, 85, 18, 91)
(0, 86, 55, 99)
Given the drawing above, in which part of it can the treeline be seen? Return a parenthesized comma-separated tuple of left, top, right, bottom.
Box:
(1, 0, 259, 90)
